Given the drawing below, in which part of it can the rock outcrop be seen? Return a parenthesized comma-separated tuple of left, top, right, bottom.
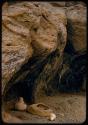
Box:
(2, 3, 33, 93)
(2, 2, 67, 98)
(2, 1, 86, 103)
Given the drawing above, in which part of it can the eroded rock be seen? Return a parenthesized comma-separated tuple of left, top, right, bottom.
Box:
(50, 2, 66, 7)
(2, 2, 67, 96)
(66, 4, 87, 52)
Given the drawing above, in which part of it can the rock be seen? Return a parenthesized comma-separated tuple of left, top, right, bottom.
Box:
(2, 12, 33, 93)
(50, 2, 66, 7)
(1, 3, 39, 95)
(2, 2, 8, 9)
(2, 111, 12, 121)
(65, 2, 78, 7)
(66, 4, 87, 52)
(30, 2, 67, 57)
(46, 6, 67, 53)
(34, 2, 67, 54)
(2, 111, 22, 123)
(65, 2, 86, 7)
(2, 2, 67, 98)
(33, 50, 63, 101)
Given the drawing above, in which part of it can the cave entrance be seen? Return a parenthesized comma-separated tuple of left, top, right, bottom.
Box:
(3, 57, 47, 104)
(3, 50, 62, 104)
(3, 49, 86, 106)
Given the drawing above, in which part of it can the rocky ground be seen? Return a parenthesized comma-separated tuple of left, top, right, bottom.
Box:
(2, 92, 86, 124)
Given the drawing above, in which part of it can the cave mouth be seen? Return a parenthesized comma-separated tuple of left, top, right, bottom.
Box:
(3, 50, 61, 104)
(3, 58, 47, 104)
(3, 48, 86, 105)
(4, 80, 35, 104)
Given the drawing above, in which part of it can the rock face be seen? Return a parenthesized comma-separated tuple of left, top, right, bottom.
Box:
(2, 2, 86, 104)
(50, 2, 66, 7)
(2, 2, 67, 97)
(2, 3, 33, 93)
(65, 1, 86, 7)
(66, 4, 87, 52)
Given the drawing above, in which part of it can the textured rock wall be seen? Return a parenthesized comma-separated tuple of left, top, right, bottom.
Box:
(2, 2, 87, 101)
(66, 4, 87, 52)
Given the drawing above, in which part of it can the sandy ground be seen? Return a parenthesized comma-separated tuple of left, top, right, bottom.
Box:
(2, 92, 86, 124)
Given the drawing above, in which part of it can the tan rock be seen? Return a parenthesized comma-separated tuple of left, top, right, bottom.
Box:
(2, 111, 22, 123)
(2, 23, 33, 94)
(2, 2, 67, 97)
(66, 4, 87, 52)
(50, 2, 66, 7)
(65, 1, 86, 7)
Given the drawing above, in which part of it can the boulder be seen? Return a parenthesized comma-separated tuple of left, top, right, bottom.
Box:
(2, 1, 67, 97)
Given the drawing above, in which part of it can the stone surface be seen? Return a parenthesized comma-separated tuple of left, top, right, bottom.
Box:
(2, 1, 86, 102)
(2, 2, 67, 95)
(50, 2, 66, 7)
(2, 22, 33, 94)
(65, 1, 86, 7)
(66, 4, 87, 52)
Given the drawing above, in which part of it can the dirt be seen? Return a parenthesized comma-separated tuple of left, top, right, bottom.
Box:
(2, 91, 86, 124)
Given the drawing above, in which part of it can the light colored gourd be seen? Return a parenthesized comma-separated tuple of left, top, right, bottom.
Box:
(49, 113, 56, 121)
(15, 97, 27, 111)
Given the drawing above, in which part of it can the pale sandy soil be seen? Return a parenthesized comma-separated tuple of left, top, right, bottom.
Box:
(2, 92, 86, 124)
